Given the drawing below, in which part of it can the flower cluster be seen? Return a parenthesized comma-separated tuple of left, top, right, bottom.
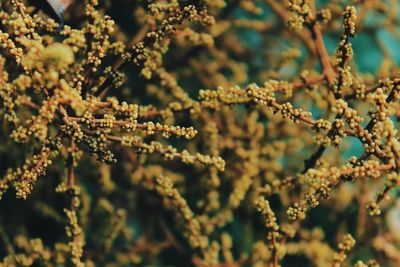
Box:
(1, 0, 400, 266)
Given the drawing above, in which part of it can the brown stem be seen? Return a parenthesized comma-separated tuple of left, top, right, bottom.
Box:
(309, 23, 336, 84)
(306, 0, 337, 86)
(265, 0, 316, 54)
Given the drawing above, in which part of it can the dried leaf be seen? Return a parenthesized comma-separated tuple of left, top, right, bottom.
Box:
(46, 0, 72, 18)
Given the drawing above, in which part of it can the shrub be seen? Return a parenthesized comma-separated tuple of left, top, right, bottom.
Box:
(0, 0, 400, 266)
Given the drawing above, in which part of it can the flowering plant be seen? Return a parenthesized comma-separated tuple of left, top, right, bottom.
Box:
(1, 0, 400, 266)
